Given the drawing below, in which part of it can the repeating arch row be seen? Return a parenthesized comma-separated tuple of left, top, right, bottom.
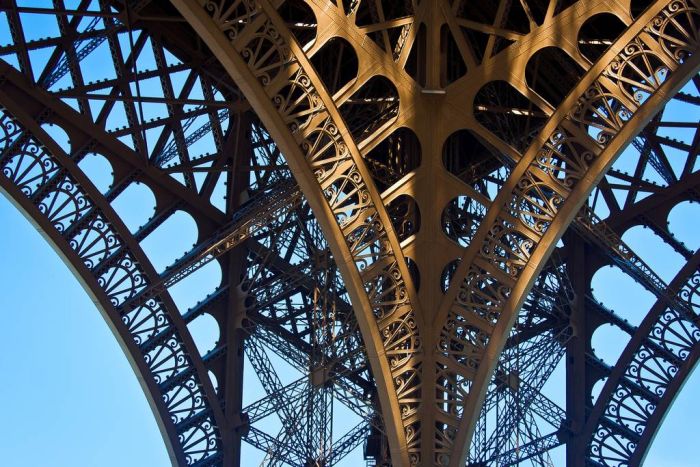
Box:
(0, 58, 231, 464)
(437, 1, 700, 465)
(173, 1, 424, 464)
(2, 0, 699, 465)
(173, 1, 700, 465)
(584, 249, 700, 466)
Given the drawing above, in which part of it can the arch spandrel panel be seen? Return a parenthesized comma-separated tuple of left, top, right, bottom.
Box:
(2, 0, 700, 465)
(171, 1, 425, 464)
(0, 92, 225, 465)
(435, 2, 700, 465)
(173, 0, 700, 465)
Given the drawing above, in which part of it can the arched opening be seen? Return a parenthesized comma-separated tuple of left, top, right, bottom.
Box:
(187, 312, 220, 357)
(110, 182, 157, 233)
(208, 370, 219, 393)
(622, 225, 685, 282)
(140, 210, 199, 273)
(474, 80, 547, 151)
(309, 36, 358, 96)
(167, 260, 223, 315)
(590, 376, 608, 405)
(591, 264, 656, 327)
(78, 152, 113, 194)
(668, 201, 700, 251)
(364, 127, 421, 192)
(339, 75, 399, 143)
(578, 13, 627, 63)
(442, 129, 498, 186)
(441, 195, 486, 247)
(41, 122, 71, 154)
(386, 194, 420, 242)
(526, 47, 586, 108)
(591, 323, 630, 365)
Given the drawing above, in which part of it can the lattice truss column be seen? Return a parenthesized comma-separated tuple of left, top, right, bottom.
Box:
(0, 1, 699, 466)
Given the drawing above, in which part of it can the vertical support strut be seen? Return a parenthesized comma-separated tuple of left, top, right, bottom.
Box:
(223, 111, 255, 465)
(223, 248, 248, 466)
(2, 1, 700, 465)
(566, 231, 589, 467)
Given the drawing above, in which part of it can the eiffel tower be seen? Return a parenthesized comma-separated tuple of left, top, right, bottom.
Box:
(0, 1, 699, 465)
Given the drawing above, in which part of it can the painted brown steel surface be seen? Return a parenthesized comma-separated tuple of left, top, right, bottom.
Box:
(0, 0, 699, 466)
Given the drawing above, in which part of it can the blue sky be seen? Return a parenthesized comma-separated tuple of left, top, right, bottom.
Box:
(0, 195, 170, 466)
(0, 3, 698, 466)
(0, 72, 699, 467)
(1, 187, 699, 466)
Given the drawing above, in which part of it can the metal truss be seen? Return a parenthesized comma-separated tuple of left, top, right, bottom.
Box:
(0, 1, 699, 466)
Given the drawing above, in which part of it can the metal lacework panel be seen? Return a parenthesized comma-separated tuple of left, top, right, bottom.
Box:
(437, 1, 700, 462)
(0, 109, 221, 466)
(587, 269, 700, 466)
(200, 0, 424, 462)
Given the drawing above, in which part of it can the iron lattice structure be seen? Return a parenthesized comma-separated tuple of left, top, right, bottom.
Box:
(0, 0, 699, 466)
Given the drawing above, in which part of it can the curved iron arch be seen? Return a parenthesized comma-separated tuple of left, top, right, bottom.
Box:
(170, 2, 425, 464)
(583, 248, 700, 466)
(0, 0, 699, 466)
(158, 0, 700, 465)
(439, 2, 700, 464)
(0, 76, 225, 465)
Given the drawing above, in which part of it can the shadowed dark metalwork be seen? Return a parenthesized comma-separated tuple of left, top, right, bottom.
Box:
(0, 0, 698, 465)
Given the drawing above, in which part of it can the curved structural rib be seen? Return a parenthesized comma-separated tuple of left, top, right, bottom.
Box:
(438, 2, 700, 465)
(2, 0, 700, 465)
(0, 66, 225, 465)
(170, 1, 425, 464)
(171, 1, 700, 465)
(584, 249, 700, 466)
